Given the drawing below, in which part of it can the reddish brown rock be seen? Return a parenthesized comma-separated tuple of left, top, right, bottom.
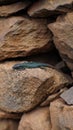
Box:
(0, 1, 31, 17)
(0, 119, 19, 130)
(48, 12, 73, 71)
(0, 61, 70, 113)
(18, 107, 51, 130)
(28, 0, 73, 17)
(50, 99, 73, 130)
(0, 16, 52, 61)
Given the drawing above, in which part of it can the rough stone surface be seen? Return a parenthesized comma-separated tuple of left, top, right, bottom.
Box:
(50, 99, 73, 130)
(18, 107, 51, 130)
(40, 87, 67, 107)
(0, 1, 31, 17)
(0, 0, 19, 5)
(0, 109, 22, 119)
(60, 87, 73, 105)
(0, 119, 19, 130)
(28, 0, 73, 17)
(0, 61, 69, 112)
(0, 16, 52, 61)
(48, 12, 73, 71)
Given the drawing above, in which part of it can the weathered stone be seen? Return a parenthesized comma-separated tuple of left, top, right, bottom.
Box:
(0, 16, 52, 61)
(0, 119, 19, 130)
(40, 87, 67, 107)
(18, 107, 51, 130)
(0, 61, 70, 112)
(0, 1, 31, 17)
(28, 0, 73, 17)
(60, 87, 73, 105)
(48, 12, 73, 71)
(0, 109, 22, 119)
(50, 99, 73, 130)
(0, 0, 19, 5)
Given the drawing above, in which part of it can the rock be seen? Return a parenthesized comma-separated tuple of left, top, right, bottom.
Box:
(48, 12, 73, 71)
(0, 61, 70, 112)
(0, 1, 31, 17)
(0, 16, 52, 61)
(0, 0, 19, 5)
(60, 87, 73, 105)
(40, 87, 67, 107)
(0, 119, 19, 130)
(50, 99, 73, 130)
(18, 107, 51, 130)
(0, 109, 22, 119)
(28, 0, 73, 17)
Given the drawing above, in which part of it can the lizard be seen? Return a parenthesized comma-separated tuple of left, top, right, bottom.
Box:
(12, 61, 55, 70)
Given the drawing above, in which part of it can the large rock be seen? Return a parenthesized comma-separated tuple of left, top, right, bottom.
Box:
(48, 12, 73, 71)
(0, 0, 19, 5)
(0, 16, 52, 61)
(18, 107, 51, 130)
(28, 0, 73, 17)
(0, 1, 31, 17)
(0, 119, 19, 130)
(50, 99, 73, 130)
(0, 61, 70, 112)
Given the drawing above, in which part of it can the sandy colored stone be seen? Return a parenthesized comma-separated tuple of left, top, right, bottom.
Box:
(40, 87, 67, 107)
(50, 99, 73, 130)
(0, 1, 31, 17)
(28, 0, 73, 17)
(0, 16, 52, 61)
(0, 61, 70, 112)
(48, 12, 73, 71)
(0, 109, 22, 119)
(0, 119, 19, 130)
(18, 107, 51, 130)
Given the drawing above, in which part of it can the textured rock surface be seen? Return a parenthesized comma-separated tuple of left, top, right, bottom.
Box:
(0, 61, 69, 112)
(0, 0, 19, 5)
(0, 16, 52, 61)
(28, 0, 73, 17)
(48, 12, 73, 71)
(0, 110, 22, 119)
(50, 99, 73, 130)
(0, 1, 31, 17)
(40, 87, 67, 107)
(0, 119, 19, 130)
(18, 107, 51, 130)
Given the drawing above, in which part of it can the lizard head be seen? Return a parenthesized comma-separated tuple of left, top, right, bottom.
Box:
(12, 63, 26, 70)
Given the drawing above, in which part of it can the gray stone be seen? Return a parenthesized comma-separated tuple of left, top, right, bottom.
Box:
(60, 87, 73, 105)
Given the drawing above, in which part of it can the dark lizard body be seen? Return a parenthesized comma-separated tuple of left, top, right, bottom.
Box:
(13, 61, 55, 70)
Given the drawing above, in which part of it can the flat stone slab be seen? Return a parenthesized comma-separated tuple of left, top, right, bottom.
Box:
(60, 87, 73, 105)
